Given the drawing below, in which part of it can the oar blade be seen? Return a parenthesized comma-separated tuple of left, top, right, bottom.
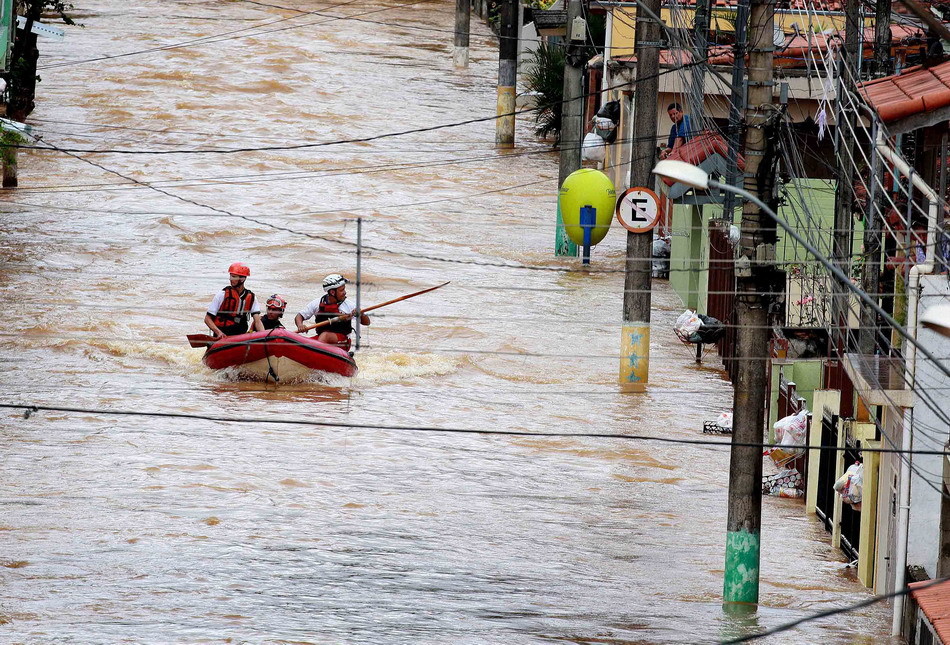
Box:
(187, 334, 216, 348)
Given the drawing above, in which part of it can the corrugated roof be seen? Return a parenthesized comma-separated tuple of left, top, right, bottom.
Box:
(910, 580, 950, 643)
(859, 60, 950, 123)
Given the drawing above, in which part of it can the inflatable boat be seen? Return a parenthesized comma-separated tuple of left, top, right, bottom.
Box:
(203, 328, 357, 381)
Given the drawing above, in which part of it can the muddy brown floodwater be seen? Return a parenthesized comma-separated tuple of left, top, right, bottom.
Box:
(0, 0, 895, 642)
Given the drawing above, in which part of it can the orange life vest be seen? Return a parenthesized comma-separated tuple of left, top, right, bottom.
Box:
(316, 296, 353, 336)
(212, 286, 255, 336)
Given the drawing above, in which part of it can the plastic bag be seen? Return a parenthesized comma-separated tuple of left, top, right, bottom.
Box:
(675, 310, 702, 336)
(715, 412, 733, 429)
(834, 462, 863, 507)
(581, 132, 606, 162)
(696, 314, 725, 344)
(768, 409, 809, 466)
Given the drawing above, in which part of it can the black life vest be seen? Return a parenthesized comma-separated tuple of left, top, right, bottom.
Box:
(261, 315, 284, 330)
(212, 286, 255, 336)
(316, 296, 352, 335)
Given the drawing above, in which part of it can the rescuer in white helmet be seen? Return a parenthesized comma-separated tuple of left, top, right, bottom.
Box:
(295, 274, 370, 351)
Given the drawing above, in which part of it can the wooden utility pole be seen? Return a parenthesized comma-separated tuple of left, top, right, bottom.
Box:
(831, 0, 861, 352)
(454, 0, 471, 68)
(495, 0, 518, 146)
(723, 0, 775, 605)
(618, 0, 661, 390)
(555, 0, 584, 257)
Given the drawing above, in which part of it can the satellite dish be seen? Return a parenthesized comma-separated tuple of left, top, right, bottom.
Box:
(774, 25, 786, 48)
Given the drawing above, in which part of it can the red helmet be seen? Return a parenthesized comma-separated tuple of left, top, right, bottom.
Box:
(228, 262, 250, 277)
(266, 294, 287, 312)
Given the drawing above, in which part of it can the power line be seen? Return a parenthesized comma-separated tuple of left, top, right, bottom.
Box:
(3, 402, 949, 456)
(721, 577, 950, 644)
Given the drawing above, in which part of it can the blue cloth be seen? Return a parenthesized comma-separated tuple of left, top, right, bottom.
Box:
(667, 114, 692, 149)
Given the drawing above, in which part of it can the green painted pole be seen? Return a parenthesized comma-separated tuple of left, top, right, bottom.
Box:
(723, 0, 775, 606)
(555, 0, 583, 257)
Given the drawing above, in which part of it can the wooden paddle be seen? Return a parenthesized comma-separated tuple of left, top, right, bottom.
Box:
(186, 333, 218, 348)
(299, 281, 450, 334)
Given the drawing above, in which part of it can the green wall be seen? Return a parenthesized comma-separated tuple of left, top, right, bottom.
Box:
(768, 360, 823, 441)
(668, 179, 864, 313)
(669, 204, 709, 312)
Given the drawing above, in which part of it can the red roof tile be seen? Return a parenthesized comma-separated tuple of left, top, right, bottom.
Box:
(859, 60, 950, 122)
(910, 580, 950, 644)
(660, 131, 744, 186)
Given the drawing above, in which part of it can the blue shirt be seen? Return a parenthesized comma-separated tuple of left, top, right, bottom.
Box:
(667, 114, 692, 149)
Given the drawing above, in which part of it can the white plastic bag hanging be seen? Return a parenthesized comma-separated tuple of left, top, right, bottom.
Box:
(581, 132, 606, 162)
(675, 310, 702, 336)
(834, 462, 864, 507)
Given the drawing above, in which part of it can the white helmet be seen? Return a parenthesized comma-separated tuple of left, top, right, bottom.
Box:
(322, 274, 347, 293)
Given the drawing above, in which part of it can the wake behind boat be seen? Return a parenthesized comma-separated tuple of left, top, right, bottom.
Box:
(202, 328, 357, 381)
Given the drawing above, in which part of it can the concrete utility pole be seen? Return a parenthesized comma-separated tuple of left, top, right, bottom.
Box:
(722, 0, 750, 221)
(723, 0, 776, 605)
(555, 0, 584, 257)
(454, 0, 471, 68)
(495, 0, 518, 146)
(690, 0, 711, 121)
(831, 0, 861, 352)
(860, 0, 893, 353)
(618, 0, 661, 390)
(873, 0, 892, 77)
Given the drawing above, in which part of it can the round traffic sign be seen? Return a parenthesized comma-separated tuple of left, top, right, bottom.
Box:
(616, 187, 662, 233)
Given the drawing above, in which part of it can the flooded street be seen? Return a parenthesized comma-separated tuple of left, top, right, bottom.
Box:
(0, 0, 894, 641)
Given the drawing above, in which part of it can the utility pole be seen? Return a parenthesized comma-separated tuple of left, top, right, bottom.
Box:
(555, 0, 584, 257)
(723, 0, 775, 605)
(690, 0, 711, 121)
(495, 0, 518, 146)
(873, 0, 892, 77)
(618, 0, 661, 390)
(722, 0, 750, 221)
(831, 0, 861, 352)
(860, 0, 892, 353)
(454, 0, 471, 68)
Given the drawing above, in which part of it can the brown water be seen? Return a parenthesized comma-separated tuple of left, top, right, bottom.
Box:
(0, 0, 894, 642)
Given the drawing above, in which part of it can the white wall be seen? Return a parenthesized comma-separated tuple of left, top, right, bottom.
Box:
(907, 275, 950, 578)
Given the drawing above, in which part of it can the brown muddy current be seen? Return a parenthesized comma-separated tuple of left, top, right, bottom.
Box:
(0, 0, 894, 642)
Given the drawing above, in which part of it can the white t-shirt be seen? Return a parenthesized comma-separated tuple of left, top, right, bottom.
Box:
(298, 297, 355, 321)
(207, 289, 260, 316)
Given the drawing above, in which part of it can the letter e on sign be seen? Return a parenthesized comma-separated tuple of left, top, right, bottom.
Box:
(616, 187, 662, 233)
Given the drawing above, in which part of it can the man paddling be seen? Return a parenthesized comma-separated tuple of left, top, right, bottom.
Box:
(204, 263, 265, 339)
(294, 274, 370, 350)
(261, 294, 288, 330)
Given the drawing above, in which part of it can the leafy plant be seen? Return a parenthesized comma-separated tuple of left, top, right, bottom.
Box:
(0, 129, 22, 170)
(524, 42, 565, 142)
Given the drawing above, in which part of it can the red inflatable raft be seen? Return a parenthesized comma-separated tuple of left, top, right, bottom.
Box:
(203, 328, 357, 381)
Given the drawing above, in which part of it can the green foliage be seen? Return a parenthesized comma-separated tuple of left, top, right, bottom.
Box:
(0, 129, 23, 169)
(524, 42, 565, 142)
(523, 0, 557, 9)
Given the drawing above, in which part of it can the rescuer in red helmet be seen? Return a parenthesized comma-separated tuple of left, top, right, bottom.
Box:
(204, 262, 265, 338)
